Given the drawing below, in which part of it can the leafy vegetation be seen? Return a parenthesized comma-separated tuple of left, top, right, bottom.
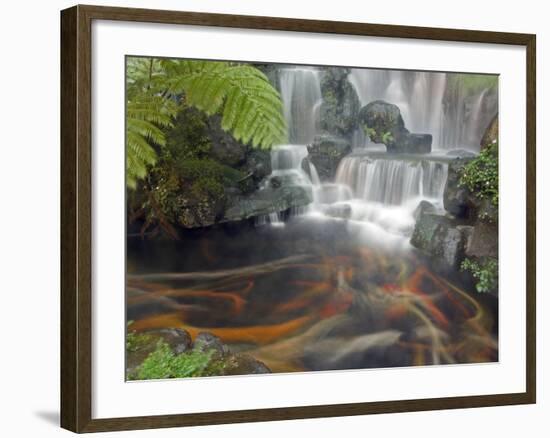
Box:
(461, 257, 498, 293)
(129, 340, 227, 380)
(364, 126, 393, 144)
(126, 57, 287, 189)
(447, 73, 498, 94)
(126, 59, 179, 189)
(126, 322, 155, 352)
(459, 141, 499, 206)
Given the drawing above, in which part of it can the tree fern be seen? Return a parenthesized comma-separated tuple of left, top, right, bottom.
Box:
(162, 60, 287, 149)
(126, 59, 178, 188)
(126, 57, 287, 188)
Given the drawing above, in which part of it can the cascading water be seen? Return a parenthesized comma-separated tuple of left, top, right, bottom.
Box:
(335, 155, 448, 205)
(279, 67, 322, 144)
(263, 65, 495, 252)
(348, 69, 497, 151)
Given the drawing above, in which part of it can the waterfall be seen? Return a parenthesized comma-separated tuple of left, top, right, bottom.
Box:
(261, 64, 488, 247)
(270, 144, 311, 187)
(348, 69, 496, 151)
(279, 67, 322, 144)
(335, 156, 448, 205)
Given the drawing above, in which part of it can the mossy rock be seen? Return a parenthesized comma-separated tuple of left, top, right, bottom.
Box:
(306, 135, 352, 181)
(358, 100, 432, 153)
(319, 67, 360, 139)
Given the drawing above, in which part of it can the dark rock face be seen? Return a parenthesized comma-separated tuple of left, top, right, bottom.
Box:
(443, 157, 476, 219)
(480, 113, 498, 149)
(411, 137, 498, 292)
(156, 328, 193, 354)
(319, 67, 361, 140)
(358, 100, 432, 153)
(223, 185, 313, 222)
(269, 176, 283, 189)
(193, 332, 228, 355)
(207, 115, 248, 166)
(410, 212, 469, 269)
(307, 135, 352, 181)
(175, 194, 227, 229)
(229, 354, 272, 374)
(400, 133, 432, 154)
(464, 221, 498, 259)
(413, 200, 436, 221)
(243, 149, 272, 183)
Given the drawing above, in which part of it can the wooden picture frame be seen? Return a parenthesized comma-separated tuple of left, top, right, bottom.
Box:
(61, 4, 536, 433)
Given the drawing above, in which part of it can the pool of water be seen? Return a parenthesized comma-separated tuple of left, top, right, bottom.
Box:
(127, 216, 498, 374)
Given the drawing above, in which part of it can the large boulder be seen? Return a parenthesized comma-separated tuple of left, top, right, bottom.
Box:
(306, 135, 352, 181)
(126, 328, 193, 377)
(443, 157, 477, 219)
(410, 211, 469, 269)
(242, 149, 272, 183)
(358, 100, 432, 153)
(223, 185, 313, 222)
(413, 200, 436, 221)
(464, 221, 498, 259)
(319, 67, 361, 140)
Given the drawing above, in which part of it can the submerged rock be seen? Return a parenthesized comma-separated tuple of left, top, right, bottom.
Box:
(307, 135, 352, 181)
(358, 100, 432, 153)
(324, 203, 352, 219)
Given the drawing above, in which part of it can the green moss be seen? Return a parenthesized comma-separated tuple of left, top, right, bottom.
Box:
(126, 327, 155, 353)
(459, 142, 498, 207)
(461, 257, 498, 293)
(126, 321, 155, 353)
(381, 131, 394, 143)
(447, 74, 498, 94)
(165, 107, 212, 160)
(129, 340, 226, 380)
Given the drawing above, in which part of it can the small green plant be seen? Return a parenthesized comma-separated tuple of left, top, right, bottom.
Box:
(381, 131, 394, 144)
(459, 141, 498, 207)
(461, 257, 498, 293)
(126, 321, 154, 352)
(364, 126, 376, 139)
(129, 339, 227, 380)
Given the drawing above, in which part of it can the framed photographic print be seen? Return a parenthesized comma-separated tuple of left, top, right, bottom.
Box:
(60, 4, 536, 433)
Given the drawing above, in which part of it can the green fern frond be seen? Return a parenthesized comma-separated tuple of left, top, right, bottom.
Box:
(125, 57, 287, 188)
